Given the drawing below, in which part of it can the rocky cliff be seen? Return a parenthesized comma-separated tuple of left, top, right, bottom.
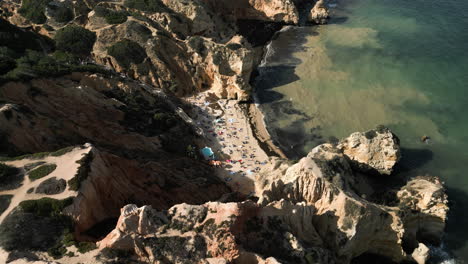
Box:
(0, 71, 231, 235)
(99, 128, 448, 264)
(1, 0, 329, 100)
(0, 1, 447, 264)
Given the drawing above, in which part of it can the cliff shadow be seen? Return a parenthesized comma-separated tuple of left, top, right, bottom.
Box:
(237, 20, 285, 47)
(443, 187, 468, 253)
(393, 147, 434, 175)
(254, 65, 299, 104)
(252, 26, 319, 105)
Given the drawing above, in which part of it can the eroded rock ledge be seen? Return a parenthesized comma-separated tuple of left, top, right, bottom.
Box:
(100, 128, 448, 264)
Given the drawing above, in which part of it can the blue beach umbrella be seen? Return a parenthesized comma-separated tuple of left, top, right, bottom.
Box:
(201, 147, 215, 160)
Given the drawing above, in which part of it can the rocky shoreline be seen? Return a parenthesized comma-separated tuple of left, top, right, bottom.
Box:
(0, 0, 450, 263)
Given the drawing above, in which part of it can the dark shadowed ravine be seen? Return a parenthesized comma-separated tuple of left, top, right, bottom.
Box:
(254, 0, 468, 263)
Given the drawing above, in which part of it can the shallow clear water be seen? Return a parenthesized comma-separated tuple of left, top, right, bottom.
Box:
(255, 0, 468, 262)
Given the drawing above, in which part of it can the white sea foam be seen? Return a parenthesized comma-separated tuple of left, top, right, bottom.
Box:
(430, 244, 457, 264)
(259, 41, 275, 67)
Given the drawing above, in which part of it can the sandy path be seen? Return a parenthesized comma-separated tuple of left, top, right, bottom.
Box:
(0, 146, 92, 224)
(186, 93, 271, 196)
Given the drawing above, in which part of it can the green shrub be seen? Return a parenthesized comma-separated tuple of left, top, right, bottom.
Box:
(28, 164, 57, 181)
(94, 6, 128, 24)
(77, 242, 97, 253)
(68, 152, 93, 191)
(46, 229, 96, 258)
(48, 245, 68, 259)
(52, 5, 74, 23)
(0, 146, 75, 162)
(0, 209, 72, 252)
(18, 0, 50, 24)
(50, 146, 76, 157)
(54, 25, 96, 56)
(107, 39, 147, 69)
(0, 195, 13, 215)
(0, 163, 18, 181)
(19, 197, 74, 217)
(124, 0, 168, 13)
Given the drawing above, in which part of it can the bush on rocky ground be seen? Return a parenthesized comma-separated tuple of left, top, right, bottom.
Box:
(0, 197, 74, 252)
(68, 152, 93, 191)
(94, 6, 128, 24)
(18, 0, 50, 24)
(54, 25, 96, 56)
(28, 164, 57, 181)
(0, 20, 110, 83)
(50, 4, 74, 23)
(107, 39, 147, 69)
(124, 0, 169, 13)
(19, 197, 73, 217)
(0, 195, 13, 215)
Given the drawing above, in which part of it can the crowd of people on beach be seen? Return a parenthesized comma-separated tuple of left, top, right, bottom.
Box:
(187, 94, 270, 194)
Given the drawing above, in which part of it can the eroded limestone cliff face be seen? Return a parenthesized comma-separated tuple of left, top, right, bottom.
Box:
(99, 128, 448, 264)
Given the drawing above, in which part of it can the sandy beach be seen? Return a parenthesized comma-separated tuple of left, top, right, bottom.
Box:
(185, 92, 284, 196)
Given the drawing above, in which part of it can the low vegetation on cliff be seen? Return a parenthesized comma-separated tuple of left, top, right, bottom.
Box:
(0, 20, 108, 84)
(18, 0, 50, 24)
(107, 39, 147, 69)
(68, 152, 93, 191)
(28, 163, 57, 181)
(94, 6, 128, 24)
(54, 25, 97, 57)
(124, 0, 169, 13)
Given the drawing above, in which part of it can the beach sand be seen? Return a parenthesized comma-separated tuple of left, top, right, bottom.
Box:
(185, 92, 283, 196)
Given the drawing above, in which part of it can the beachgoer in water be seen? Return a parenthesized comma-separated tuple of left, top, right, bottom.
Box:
(421, 135, 431, 143)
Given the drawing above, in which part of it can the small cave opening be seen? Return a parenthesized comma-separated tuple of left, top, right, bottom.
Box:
(82, 217, 119, 241)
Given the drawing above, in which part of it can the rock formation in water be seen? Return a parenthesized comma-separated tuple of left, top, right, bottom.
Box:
(309, 0, 330, 25)
(338, 127, 401, 175)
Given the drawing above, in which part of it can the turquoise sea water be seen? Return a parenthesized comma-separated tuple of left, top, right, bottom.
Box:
(255, 0, 468, 262)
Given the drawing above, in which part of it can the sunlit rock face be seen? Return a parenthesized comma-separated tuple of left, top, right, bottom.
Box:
(99, 129, 447, 264)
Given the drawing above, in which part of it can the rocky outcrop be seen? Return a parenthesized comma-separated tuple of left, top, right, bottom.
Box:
(66, 147, 230, 235)
(308, 0, 330, 25)
(4, 0, 303, 100)
(338, 127, 401, 175)
(0, 73, 231, 236)
(253, 132, 447, 263)
(98, 201, 332, 264)
(201, 0, 300, 25)
(97, 129, 447, 264)
(86, 7, 254, 99)
(397, 176, 449, 250)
